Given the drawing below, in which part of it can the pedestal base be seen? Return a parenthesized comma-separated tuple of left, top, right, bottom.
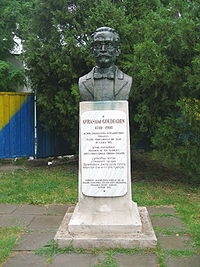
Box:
(54, 206, 157, 249)
(68, 201, 142, 234)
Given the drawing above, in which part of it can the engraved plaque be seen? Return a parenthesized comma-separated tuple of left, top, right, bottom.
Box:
(81, 110, 128, 197)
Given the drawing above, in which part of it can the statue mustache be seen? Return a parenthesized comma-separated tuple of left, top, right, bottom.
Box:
(96, 53, 112, 58)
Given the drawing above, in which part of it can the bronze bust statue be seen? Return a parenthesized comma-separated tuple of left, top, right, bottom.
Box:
(79, 27, 132, 101)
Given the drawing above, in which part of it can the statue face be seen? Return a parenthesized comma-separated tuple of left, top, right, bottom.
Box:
(93, 31, 120, 68)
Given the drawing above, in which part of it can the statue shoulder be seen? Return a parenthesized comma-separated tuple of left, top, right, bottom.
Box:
(124, 73, 132, 84)
(115, 68, 132, 101)
(79, 68, 94, 101)
(79, 69, 94, 84)
(117, 68, 132, 83)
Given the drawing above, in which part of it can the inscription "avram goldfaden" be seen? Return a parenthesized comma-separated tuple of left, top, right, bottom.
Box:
(83, 119, 125, 124)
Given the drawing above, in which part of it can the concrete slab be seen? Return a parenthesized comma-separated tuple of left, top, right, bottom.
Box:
(0, 204, 17, 214)
(14, 232, 55, 250)
(13, 204, 47, 215)
(158, 235, 194, 250)
(4, 253, 46, 267)
(45, 204, 69, 216)
(28, 215, 63, 231)
(151, 216, 186, 229)
(166, 255, 200, 267)
(50, 253, 98, 267)
(55, 207, 157, 249)
(115, 253, 158, 267)
(0, 215, 34, 227)
(147, 206, 176, 215)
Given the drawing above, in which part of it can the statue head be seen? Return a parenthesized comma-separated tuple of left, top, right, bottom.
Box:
(92, 27, 120, 68)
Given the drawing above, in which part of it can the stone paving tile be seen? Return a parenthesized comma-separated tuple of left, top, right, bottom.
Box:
(0, 215, 34, 227)
(0, 204, 18, 214)
(13, 204, 47, 215)
(147, 206, 176, 215)
(45, 204, 68, 216)
(115, 253, 158, 267)
(158, 235, 194, 250)
(3, 253, 46, 267)
(1, 204, 197, 267)
(14, 232, 55, 251)
(50, 253, 98, 267)
(151, 216, 186, 229)
(165, 255, 200, 267)
(28, 215, 63, 231)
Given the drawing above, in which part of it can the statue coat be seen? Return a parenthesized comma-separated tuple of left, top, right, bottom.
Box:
(79, 67, 132, 101)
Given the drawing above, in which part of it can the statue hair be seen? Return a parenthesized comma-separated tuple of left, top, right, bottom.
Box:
(92, 27, 120, 46)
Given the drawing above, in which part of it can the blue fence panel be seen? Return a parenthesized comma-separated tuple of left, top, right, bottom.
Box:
(36, 111, 72, 158)
(0, 93, 35, 158)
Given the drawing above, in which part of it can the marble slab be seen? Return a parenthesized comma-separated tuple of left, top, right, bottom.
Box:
(81, 109, 128, 197)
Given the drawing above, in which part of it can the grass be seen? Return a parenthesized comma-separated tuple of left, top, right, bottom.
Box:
(132, 180, 200, 249)
(0, 165, 78, 204)
(0, 227, 24, 264)
(0, 154, 199, 266)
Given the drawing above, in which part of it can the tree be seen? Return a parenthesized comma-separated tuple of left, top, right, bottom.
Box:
(21, 0, 131, 150)
(19, 0, 200, 152)
(0, 0, 25, 91)
(128, 1, 200, 145)
(152, 98, 200, 182)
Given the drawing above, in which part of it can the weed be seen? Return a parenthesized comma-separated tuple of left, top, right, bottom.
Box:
(94, 251, 118, 267)
(165, 249, 197, 257)
(0, 227, 23, 264)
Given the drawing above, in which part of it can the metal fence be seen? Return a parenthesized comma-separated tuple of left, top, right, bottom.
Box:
(36, 110, 72, 158)
(0, 92, 70, 158)
(0, 92, 34, 158)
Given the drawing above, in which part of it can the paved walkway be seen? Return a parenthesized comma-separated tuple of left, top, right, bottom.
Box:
(0, 204, 199, 267)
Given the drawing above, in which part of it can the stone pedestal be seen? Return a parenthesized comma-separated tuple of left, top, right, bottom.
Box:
(54, 101, 157, 248)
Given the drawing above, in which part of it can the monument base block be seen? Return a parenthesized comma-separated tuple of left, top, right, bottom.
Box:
(54, 206, 157, 249)
(68, 201, 141, 234)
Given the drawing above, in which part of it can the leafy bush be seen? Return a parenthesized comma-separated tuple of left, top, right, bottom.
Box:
(0, 61, 25, 92)
(152, 98, 200, 183)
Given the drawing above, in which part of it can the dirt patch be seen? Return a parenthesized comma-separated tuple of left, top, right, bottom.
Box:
(0, 165, 24, 173)
(131, 151, 188, 182)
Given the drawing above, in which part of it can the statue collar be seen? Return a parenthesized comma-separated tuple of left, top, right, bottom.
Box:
(85, 66, 124, 80)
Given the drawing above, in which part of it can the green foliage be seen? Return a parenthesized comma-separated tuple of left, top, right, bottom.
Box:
(152, 98, 200, 182)
(0, 60, 25, 92)
(14, 0, 199, 150)
(0, 0, 26, 91)
(129, 2, 200, 144)
(20, 0, 132, 150)
(0, 0, 19, 59)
